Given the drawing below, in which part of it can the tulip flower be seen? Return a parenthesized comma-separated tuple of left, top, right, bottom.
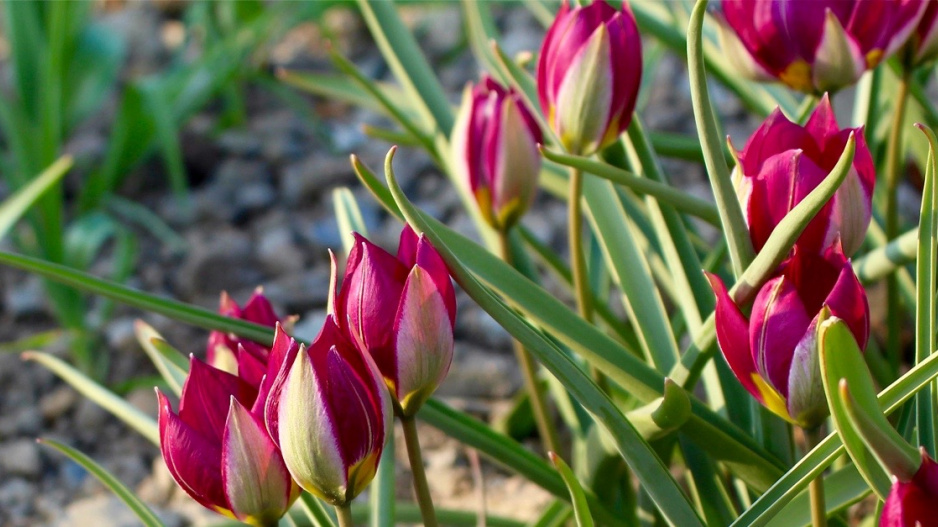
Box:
(909, 3, 938, 66)
(708, 243, 869, 429)
(733, 94, 875, 257)
(336, 225, 456, 417)
(264, 316, 392, 506)
(207, 288, 294, 389)
(536, 0, 642, 154)
(882, 451, 938, 526)
(717, 0, 927, 93)
(452, 76, 543, 232)
(157, 355, 300, 526)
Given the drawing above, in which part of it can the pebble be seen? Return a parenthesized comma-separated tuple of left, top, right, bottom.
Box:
(256, 226, 306, 275)
(39, 387, 78, 421)
(0, 440, 42, 479)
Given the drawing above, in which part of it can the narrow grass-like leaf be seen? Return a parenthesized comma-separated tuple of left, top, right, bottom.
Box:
(350, 502, 525, 527)
(23, 351, 158, 445)
(0, 156, 72, 240)
(333, 187, 369, 254)
(39, 439, 164, 527)
(370, 433, 395, 527)
(687, 0, 754, 277)
(0, 250, 273, 345)
(528, 500, 573, 527)
(914, 124, 938, 455)
(133, 320, 187, 396)
(541, 148, 720, 226)
(387, 147, 704, 526)
(732, 348, 938, 526)
(355, 0, 453, 136)
(818, 314, 893, 499)
(549, 453, 594, 527)
(583, 176, 679, 372)
(298, 493, 337, 527)
(462, 0, 507, 86)
(853, 228, 918, 284)
(764, 465, 870, 527)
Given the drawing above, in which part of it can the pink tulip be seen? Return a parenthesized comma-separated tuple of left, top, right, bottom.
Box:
(452, 76, 543, 231)
(717, 0, 926, 93)
(708, 243, 869, 428)
(336, 225, 456, 417)
(536, 0, 642, 154)
(206, 288, 293, 389)
(263, 316, 392, 506)
(157, 336, 301, 525)
(910, 2, 938, 65)
(882, 452, 938, 526)
(734, 94, 875, 257)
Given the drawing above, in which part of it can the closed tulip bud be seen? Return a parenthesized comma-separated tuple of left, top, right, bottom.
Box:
(909, 3, 938, 66)
(718, 0, 926, 93)
(882, 451, 938, 526)
(337, 225, 456, 417)
(452, 76, 543, 232)
(536, 0, 642, 155)
(264, 316, 392, 506)
(708, 243, 869, 429)
(207, 288, 295, 388)
(733, 94, 875, 257)
(157, 356, 300, 526)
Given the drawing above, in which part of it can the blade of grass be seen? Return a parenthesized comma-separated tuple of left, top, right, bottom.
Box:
(914, 124, 938, 455)
(549, 453, 594, 527)
(0, 156, 72, 240)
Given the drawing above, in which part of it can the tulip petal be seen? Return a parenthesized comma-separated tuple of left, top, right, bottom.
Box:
(706, 273, 761, 402)
(751, 275, 812, 398)
(413, 236, 457, 327)
(714, 10, 775, 82)
(222, 397, 296, 524)
(157, 390, 228, 514)
(277, 345, 348, 505)
(260, 328, 301, 440)
(812, 10, 866, 92)
(822, 253, 871, 351)
(785, 321, 826, 427)
(554, 22, 612, 153)
(393, 266, 455, 415)
(241, 288, 280, 327)
(179, 358, 257, 444)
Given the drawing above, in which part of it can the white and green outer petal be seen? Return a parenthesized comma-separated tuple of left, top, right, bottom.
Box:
(812, 10, 866, 93)
(554, 23, 613, 155)
(393, 265, 455, 417)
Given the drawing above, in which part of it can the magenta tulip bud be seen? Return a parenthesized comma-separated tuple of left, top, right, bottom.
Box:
(207, 288, 294, 389)
(536, 0, 642, 155)
(157, 357, 300, 525)
(882, 451, 938, 526)
(452, 76, 543, 232)
(708, 243, 869, 428)
(264, 316, 392, 506)
(337, 225, 456, 417)
(910, 3, 938, 65)
(718, 0, 926, 93)
(733, 94, 875, 257)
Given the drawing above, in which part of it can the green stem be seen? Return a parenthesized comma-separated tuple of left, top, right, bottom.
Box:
(568, 167, 593, 322)
(498, 230, 561, 455)
(401, 415, 439, 527)
(803, 427, 827, 527)
(885, 71, 912, 371)
(336, 504, 355, 527)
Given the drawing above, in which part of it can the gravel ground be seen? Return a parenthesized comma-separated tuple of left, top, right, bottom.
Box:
(0, 3, 752, 526)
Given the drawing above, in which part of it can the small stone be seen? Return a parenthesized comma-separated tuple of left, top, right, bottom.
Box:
(73, 399, 108, 439)
(0, 439, 42, 478)
(0, 478, 35, 520)
(126, 388, 158, 420)
(263, 269, 331, 314)
(435, 343, 521, 400)
(256, 227, 306, 275)
(39, 386, 77, 421)
(280, 156, 356, 207)
(4, 276, 46, 319)
(58, 495, 183, 527)
(104, 317, 138, 355)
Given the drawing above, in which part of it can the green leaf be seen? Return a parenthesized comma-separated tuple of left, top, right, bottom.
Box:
(298, 493, 338, 527)
(626, 378, 692, 441)
(0, 156, 72, 241)
(23, 351, 158, 445)
(528, 500, 573, 527)
(386, 147, 704, 526)
(686, 0, 755, 277)
(134, 320, 188, 396)
(914, 124, 938, 455)
(39, 438, 164, 527)
(541, 147, 721, 226)
(852, 228, 917, 284)
(333, 187, 369, 255)
(818, 314, 893, 499)
(355, 0, 454, 136)
(370, 433, 395, 527)
(732, 345, 938, 525)
(582, 175, 680, 372)
(549, 453, 594, 527)
(765, 465, 870, 527)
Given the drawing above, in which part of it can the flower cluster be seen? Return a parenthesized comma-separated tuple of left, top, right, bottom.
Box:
(157, 225, 455, 521)
(710, 98, 873, 430)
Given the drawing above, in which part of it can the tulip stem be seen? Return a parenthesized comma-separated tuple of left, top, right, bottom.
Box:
(568, 167, 594, 322)
(804, 426, 827, 527)
(401, 415, 439, 527)
(335, 504, 354, 527)
(885, 71, 912, 372)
